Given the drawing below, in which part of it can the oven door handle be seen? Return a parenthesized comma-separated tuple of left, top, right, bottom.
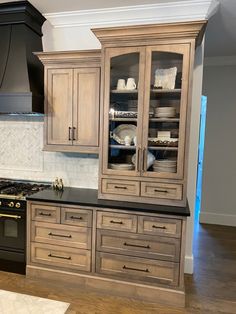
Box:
(0, 213, 22, 219)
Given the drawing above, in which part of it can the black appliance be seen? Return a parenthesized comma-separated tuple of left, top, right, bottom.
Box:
(0, 1, 46, 114)
(0, 179, 50, 274)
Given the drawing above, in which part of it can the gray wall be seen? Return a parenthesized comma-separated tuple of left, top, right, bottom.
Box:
(200, 62, 236, 226)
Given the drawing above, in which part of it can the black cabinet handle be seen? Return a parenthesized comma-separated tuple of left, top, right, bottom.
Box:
(70, 216, 83, 220)
(154, 189, 168, 193)
(114, 186, 127, 190)
(123, 242, 150, 249)
(152, 225, 166, 229)
(72, 127, 76, 141)
(39, 212, 51, 217)
(110, 220, 123, 225)
(48, 232, 72, 238)
(48, 253, 71, 260)
(68, 127, 72, 141)
(123, 265, 149, 273)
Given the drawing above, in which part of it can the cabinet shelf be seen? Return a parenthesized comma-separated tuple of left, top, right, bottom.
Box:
(109, 145, 136, 150)
(148, 146, 178, 151)
(110, 118, 137, 122)
(149, 118, 180, 122)
(111, 89, 138, 94)
(150, 89, 181, 94)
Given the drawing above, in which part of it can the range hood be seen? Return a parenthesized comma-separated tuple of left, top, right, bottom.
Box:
(0, 1, 46, 114)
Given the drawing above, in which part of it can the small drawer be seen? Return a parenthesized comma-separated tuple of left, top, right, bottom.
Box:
(96, 252, 179, 286)
(97, 211, 137, 233)
(138, 216, 182, 238)
(102, 179, 140, 196)
(31, 204, 60, 223)
(141, 182, 182, 200)
(96, 230, 180, 262)
(32, 221, 91, 250)
(31, 242, 91, 272)
(61, 207, 92, 228)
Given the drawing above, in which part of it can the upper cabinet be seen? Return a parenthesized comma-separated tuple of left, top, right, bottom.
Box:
(36, 51, 101, 154)
(93, 21, 206, 206)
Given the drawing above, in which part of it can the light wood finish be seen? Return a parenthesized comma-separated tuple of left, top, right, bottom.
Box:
(97, 229, 180, 262)
(138, 216, 182, 238)
(101, 178, 140, 196)
(31, 221, 91, 250)
(96, 252, 179, 286)
(36, 50, 101, 154)
(31, 203, 60, 224)
(97, 211, 137, 233)
(31, 242, 91, 272)
(141, 182, 183, 200)
(61, 207, 92, 228)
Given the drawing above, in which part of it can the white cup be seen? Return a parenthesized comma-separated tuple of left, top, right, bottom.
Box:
(126, 78, 136, 90)
(117, 79, 126, 90)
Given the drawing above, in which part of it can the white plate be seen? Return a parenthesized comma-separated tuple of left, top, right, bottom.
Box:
(132, 151, 155, 169)
(110, 163, 135, 170)
(110, 124, 136, 145)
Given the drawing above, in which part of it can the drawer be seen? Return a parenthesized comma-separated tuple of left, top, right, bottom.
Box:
(96, 252, 179, 286)
(102, 179, 140, 196)
(31, 242, 91, 272)
(97, 211, 137, 233)
(138, 216, 182, 238)
(141, 182, 182, 200)
(32, 221, 91, 250)
(31, 204, 60, 223)
(61, 207, 92, 228)
(96, 230, 180, 262)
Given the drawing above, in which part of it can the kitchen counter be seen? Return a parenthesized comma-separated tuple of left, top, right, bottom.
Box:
(26, 187, 190, 216)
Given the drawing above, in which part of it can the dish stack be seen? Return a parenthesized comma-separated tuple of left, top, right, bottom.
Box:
(110, 163, 134, 171)
(154, 107, 176, 118)
(153, 159, 177, 173)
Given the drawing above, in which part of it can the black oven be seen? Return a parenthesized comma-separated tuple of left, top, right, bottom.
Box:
(0, 199, 26, 274)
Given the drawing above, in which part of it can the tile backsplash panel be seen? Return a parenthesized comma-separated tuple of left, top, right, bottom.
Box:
(0, 116, 98, 188)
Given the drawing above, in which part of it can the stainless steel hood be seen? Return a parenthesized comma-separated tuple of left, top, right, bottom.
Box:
(0, 1, 46, 114)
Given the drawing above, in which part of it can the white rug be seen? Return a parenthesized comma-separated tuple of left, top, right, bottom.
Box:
(0, 289, 70, 314)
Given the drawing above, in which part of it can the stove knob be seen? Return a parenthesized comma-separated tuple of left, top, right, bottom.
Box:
(15, 202, 21, 209)
(8, 202, 14, 208)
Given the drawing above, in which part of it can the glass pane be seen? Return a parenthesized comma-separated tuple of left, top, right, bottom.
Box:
(146, 51, 183, 174)
(108, 53, 140, 172)
(4, 219, 18, 238)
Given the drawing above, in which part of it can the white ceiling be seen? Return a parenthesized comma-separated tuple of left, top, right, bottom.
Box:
(1, 0, 236, 57)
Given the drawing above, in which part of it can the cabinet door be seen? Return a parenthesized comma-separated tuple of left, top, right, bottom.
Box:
(102, 47, 146, 177)
(141, 44, 190, 179)
(73, 68, 100, 147)
(46, 68, 73, 145)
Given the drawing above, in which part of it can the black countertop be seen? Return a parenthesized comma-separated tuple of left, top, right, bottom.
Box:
(26, 187, 190, 216)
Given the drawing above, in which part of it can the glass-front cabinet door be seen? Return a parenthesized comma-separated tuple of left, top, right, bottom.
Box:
(142, 45, 189, 179)
(102, 47, 146, 176)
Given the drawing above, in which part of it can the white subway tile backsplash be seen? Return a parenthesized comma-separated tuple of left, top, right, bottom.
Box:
(0, 116, 99, 189)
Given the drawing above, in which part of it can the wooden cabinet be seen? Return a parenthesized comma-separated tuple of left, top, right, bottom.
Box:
(36, 51, 101, 154)
(27, 200, 187, 307)
(92, 22, 206, 206)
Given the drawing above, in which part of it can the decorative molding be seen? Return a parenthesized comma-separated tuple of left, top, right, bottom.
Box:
(199, 212, 236, 227)
(184, 254, 194, 274)
(44, 1, 218, 29)
(204, 55, 236, 66)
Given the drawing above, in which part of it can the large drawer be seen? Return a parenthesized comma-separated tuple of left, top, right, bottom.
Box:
(61, 207, 92, 228)
(32, 221, 91, 250)
(31, 204, 60, 223)
(96, 252, 179, 286)
(138, 216, 182, 238)
(31, 243, 91, 272)
(96, 230, 180, 262)
(102, 179, 140, 196)
(97, 211, 137, 233)
(141, 182, 182, 200)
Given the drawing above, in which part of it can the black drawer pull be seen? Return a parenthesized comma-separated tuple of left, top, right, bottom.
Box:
(114, 186, 127, 189)
(70, 216, 83, 220)
(152, 225, 166, 230)
(48, 253, 71, 260)
(123, 265, 149, 273)
(154, 189, 168, 193)
(48, 232, 72, 238)
(123, 242, 150, 249)
(110, 220, 123, 225)
(39, 212, 51, 217)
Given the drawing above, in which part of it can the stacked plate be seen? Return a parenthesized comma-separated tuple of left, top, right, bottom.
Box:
(109, 163, 135, 171)
(154, 107, 176, 118)
(153, 159, 177, 173)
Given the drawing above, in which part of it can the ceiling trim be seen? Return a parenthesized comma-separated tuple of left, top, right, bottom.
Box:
(44, 0, 218, 28)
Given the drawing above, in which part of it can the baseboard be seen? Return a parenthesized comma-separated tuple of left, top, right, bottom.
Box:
(199, 212, 236, 227)
(184, 255, 193, 274)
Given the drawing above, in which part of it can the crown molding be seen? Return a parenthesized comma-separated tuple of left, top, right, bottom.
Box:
(204, 55, 236, 66)
(44, 0, 218, 29)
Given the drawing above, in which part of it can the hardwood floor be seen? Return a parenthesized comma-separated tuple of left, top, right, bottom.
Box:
(0, 223, 235, 314)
